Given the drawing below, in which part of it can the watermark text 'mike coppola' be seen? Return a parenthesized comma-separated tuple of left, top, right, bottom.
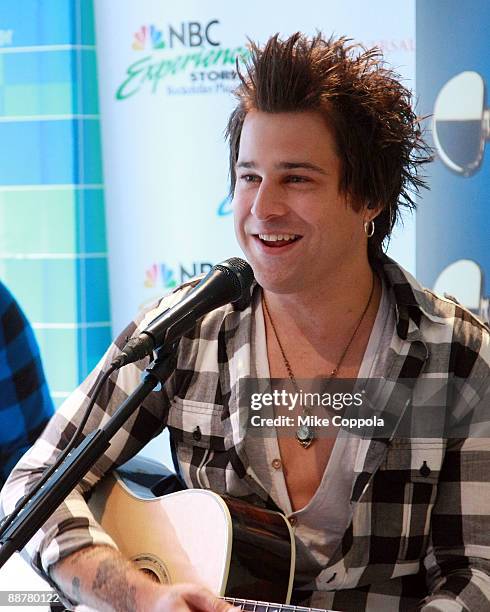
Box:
(250, 413, 384, 430)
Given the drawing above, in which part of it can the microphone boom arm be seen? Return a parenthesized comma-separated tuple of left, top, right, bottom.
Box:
(0, 344, 178, 570)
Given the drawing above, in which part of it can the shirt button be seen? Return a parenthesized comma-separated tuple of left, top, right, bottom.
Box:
(271, 458, 282, 470)
(419, 461, 431, 477)
(192, 426, 202, 441)
(289, 516, 297, 527)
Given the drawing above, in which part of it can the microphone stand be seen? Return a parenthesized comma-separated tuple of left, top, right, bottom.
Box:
(0, 343, 178, 570)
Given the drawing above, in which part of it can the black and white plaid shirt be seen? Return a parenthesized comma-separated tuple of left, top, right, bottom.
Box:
(1, 255, 490, 611)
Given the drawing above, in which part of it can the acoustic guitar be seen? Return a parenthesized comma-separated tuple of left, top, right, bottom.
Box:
(89, 456, 335, 612)
(0, 457, 335, 611)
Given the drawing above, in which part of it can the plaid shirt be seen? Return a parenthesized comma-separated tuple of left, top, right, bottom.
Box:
(0, 281, 54, 489)
(1, 256, 490, 612)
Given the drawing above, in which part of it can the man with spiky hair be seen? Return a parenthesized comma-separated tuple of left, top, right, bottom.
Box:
(2, 33, 490, 611)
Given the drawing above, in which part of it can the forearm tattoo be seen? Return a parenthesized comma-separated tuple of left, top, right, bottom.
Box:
(92, 557, 137, 612)
(71, 576, 81, 603)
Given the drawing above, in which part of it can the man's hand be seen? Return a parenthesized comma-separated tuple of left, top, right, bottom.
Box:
(52, 544, 240, 611)
(149, 583, 240, 611)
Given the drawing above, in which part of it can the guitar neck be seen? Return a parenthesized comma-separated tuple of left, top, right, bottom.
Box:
(224, 596, 328, 612)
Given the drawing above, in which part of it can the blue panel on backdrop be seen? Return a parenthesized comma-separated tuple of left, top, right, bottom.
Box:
(0, 120, 74, 184)
(0, 1, 74, 47)
(416, 0, 490, 319)
(78, 325, 112, 380)
(2, 50, 72, 84)
(0, 119, 102, 185)
(76, 257, 111, 323)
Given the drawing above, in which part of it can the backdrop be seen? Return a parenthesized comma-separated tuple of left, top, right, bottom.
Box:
(94, 0, 416, 336)
(416, 0, 489, 321)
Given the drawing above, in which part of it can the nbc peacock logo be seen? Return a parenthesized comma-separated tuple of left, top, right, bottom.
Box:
(117, 19, 249, 100)
(132, 25, 165, 51)
(144, 263, 177, 289)
(144, 261, 214, 289)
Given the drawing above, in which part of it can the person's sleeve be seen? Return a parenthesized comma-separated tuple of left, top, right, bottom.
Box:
(421, 367, 490, 611)
(0, 287, 189, 595)
(0, 290, 54, 487)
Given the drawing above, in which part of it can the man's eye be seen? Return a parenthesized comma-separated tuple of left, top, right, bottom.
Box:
(287, 175, 309, 183)
(240, 174, 260, 183)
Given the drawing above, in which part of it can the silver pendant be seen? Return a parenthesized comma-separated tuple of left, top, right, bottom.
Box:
(296, 423, 314, 449)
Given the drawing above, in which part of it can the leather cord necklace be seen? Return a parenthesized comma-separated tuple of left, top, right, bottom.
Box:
(262, 273, 375, 448)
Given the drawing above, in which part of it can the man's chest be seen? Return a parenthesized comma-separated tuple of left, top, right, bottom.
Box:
(275, 436, 336, 511)
(266, 333, 370, 510)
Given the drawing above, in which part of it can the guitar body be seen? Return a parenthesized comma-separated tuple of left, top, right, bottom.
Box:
(4, 457, 332, 611)
(90, 457, 295, 606)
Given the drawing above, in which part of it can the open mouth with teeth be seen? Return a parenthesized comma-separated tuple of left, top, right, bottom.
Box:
(256, 233, 302, 247)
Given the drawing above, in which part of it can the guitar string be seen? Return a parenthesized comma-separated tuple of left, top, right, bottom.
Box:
(223, 595, 325, 611)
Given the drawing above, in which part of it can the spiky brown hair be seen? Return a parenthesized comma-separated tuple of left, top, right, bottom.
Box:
(226, 33, 431, 259)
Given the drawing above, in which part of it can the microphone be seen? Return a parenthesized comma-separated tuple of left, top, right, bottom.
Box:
(112, 257, 254, 368)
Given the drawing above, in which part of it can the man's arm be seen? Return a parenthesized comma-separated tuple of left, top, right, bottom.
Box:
(52, 545, 236, 612)
(421, 437, 490, 611)
(0, 287, 194, 607)
(420, 327, 490, 611)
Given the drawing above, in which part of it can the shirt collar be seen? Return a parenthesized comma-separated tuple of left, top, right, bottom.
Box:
(233, 254, 444, 338)
(375, 253, 446, 326)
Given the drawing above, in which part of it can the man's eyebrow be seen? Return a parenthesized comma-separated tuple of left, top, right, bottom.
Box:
(279, 161, 328, 175)
(236, 161, 256, 169)
(235, 160, 328, 175)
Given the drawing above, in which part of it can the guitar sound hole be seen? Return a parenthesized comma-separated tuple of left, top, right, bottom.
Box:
(131, 554, 171, 585)
(139, 568, 161, 583)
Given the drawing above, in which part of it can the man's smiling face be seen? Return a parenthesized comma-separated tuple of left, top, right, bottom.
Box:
(233, 110, 368, 294)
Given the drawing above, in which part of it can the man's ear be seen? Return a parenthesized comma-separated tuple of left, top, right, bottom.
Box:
(365, 201, 383, 217)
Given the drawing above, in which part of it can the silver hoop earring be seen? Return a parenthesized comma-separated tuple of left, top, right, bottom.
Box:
(364, 220, 375, 238)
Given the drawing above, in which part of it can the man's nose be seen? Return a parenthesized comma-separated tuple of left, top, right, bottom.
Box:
(250, 182, 287, 220)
